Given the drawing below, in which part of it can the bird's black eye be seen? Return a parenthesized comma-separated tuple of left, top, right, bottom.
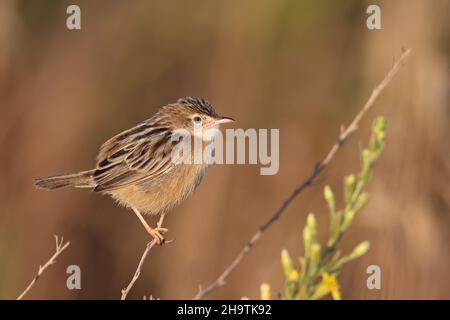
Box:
(193, 116, 202, 125)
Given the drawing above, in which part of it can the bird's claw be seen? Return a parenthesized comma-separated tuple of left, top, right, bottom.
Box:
(148, 227, 169, 245)
(156, 227, 168, 234)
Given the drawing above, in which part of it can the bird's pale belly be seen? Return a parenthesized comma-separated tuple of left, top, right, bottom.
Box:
(107, 164, 207, 215)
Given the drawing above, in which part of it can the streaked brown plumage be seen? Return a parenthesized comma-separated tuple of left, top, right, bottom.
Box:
(35, 97, 234, 244)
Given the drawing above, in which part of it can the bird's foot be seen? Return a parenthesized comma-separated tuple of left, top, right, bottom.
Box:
(148, 226, 168, 245)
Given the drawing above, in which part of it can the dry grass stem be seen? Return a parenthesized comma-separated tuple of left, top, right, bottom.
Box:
(120, 240, 157, 300)
(17, 235, 70, 300)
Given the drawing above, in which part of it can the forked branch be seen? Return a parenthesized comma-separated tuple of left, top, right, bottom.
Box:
(17, 235, 70, 300)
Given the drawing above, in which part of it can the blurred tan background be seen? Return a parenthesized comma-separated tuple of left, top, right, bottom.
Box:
(0, 0, 449, 299)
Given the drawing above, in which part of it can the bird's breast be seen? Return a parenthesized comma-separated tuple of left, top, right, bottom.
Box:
(109, 164, 208, 215)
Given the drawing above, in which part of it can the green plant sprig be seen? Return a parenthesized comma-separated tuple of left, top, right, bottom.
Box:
(262, 116, 387, 300)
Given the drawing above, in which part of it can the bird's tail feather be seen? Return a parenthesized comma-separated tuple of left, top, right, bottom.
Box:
(35, 170, 95, 190)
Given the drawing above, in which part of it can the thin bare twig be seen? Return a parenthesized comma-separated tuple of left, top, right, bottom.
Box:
(121, 240, 157, 300)
(194, 48, 412, 300)
(17, 235, 70, 300)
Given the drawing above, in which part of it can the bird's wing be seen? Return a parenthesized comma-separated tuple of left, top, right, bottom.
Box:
(93, 123, 177, 192)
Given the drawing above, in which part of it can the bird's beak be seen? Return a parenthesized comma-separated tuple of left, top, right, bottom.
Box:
(215, 116, 235, 124)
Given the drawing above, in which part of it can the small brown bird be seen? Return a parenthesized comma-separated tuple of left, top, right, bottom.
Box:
(35, 97, 234, 245)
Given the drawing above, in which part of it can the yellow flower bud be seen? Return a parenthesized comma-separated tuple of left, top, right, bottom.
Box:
(260, 283, 271, 300)
(303, 213, 317, 251)
(354, 192, 369, 211)
(344, 174, 356, 203)
(289, 270, 300, 281)
(341, 210, 355, 230)
(350, 241, 370, 259)
(324, 185, 335, 212)
(307, 213, 316, 230)
(281, 249, 294, 277)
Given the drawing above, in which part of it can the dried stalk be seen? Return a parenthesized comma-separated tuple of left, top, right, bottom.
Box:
(120, 240, 157, 300)
(17, 235, 70, 300)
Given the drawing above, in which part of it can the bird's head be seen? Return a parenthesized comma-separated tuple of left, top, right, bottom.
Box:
(158, 96, 234, 140)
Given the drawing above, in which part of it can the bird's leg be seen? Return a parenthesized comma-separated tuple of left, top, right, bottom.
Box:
(155, 212, 169, 237)
(132, 207, 166, 245)
(157, 212, 166, 228)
